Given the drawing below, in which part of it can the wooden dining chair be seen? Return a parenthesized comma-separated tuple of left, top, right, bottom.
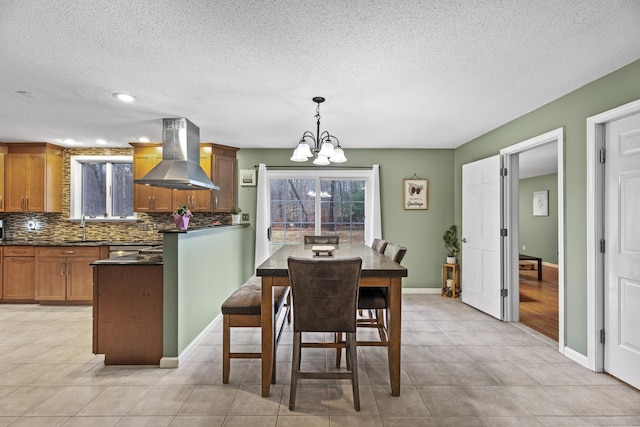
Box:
(371, 238, 388, 253)
(287, 256, 362, 411)
(337, 243, 407, 368)
(303, 235, 339, 244)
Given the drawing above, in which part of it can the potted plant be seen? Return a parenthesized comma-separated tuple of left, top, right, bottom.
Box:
(443, 224, 460, 264)
(172, 205, 192, 230)
(230, 207, 242, 224)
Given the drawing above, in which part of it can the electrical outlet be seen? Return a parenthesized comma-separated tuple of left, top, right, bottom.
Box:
(522, 245, 526, 250)
(138, 224, 148, 231)
(241, 213, 250, 222)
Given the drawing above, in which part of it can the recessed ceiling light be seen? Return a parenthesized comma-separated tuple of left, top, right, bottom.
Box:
(96, 139, 107, 145)
(113, 92, 136, 103)
(64, 139, 80, 146)
(138, 137, 150, 142)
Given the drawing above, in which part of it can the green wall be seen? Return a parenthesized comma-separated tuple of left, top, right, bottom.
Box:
(162, 226, 254, 358)
(236, 148, 455, 289)
(454, 59, 640, 355)
(519, 174, 558, 264)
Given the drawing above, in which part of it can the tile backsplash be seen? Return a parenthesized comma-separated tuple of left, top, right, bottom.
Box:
(0, 147, 231, 243)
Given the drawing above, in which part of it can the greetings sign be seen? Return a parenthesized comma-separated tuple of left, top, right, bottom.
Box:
(403, 179, 428, 210)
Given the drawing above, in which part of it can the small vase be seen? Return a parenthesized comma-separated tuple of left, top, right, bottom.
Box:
(173, 214, 190, 230)
(231, 214, 241, 224)
(446, 256, 456, 264)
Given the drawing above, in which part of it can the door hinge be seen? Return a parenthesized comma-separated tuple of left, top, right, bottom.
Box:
(500, 229, 508, 237)
(600, 239, 605, 253)
(600, 329, 605, 344)
(500, 167, 508, 176)
(500, 289, 508, 297)
(599, 148, 606, 163)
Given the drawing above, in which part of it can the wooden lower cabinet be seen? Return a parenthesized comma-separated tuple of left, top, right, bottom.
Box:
(35, 247, 100, 302)
(93, 264, 163, 365)
(2, 246, 35, 300)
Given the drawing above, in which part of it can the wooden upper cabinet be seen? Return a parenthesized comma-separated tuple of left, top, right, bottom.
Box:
(172, 150, 213, 212)
(211, 144, 238, 213)
(0, 145, 7, 212)
(131, 144, 173, 212)
(4, 143, 63, 212)
(131, 142, 237, 214)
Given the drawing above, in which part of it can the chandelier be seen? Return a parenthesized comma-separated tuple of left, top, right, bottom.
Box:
(290, 97, 347, 165)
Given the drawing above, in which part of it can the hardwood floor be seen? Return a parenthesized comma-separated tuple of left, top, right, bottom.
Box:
(519, 262, 559, 341)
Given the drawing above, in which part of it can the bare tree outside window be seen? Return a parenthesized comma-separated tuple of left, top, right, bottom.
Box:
(79, 161, 133, 219)
(269, 178, 365, 251)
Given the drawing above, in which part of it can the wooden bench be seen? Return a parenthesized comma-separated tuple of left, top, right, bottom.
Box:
(221, 276, 291, 384)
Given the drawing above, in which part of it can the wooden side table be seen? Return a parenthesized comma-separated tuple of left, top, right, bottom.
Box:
(441, 263, 460, 298)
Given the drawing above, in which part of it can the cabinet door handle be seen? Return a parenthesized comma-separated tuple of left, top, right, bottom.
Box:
(61, 264, 65, 276)
(0, 195, 3, 209)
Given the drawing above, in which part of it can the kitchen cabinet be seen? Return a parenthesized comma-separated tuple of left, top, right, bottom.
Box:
(2, 246, 35, 300)
(211, 144, 238, 213)
(131, 144, 173, 212)
(172, 149, 213, 212)
(93, 264, 163, 364)
(5, 143, 63, 212)
(131, 142, 238, 213)
(35, 246, 100, 302)
(0, 144, 7, 212)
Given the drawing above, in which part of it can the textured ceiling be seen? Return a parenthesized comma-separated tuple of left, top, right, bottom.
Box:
(1, 0, 639, 152)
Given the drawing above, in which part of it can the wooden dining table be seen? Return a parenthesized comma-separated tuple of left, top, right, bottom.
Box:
(256, 244, 408, 397)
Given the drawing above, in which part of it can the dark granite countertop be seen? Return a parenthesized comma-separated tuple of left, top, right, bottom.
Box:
(0, 239, 162, 247)
(91, 253, 163, 265)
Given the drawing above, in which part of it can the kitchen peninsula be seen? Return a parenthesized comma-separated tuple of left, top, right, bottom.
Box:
(92, 224, 253, 366)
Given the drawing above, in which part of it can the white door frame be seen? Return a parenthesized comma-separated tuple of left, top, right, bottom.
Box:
(500, 127, 565, 354)
(586, 98, 640, 372)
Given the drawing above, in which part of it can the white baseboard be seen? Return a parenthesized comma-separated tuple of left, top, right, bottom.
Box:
(402, 287, 441, 294)
(563, 345, 590, 369)
(160, 313, 223, 368)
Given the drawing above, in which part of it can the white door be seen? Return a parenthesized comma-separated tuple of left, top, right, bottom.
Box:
(604, 112, 640, 389)
(462, 155, 503, 319)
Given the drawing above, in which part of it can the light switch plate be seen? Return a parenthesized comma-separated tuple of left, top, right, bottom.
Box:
(241, 213, 250, 222)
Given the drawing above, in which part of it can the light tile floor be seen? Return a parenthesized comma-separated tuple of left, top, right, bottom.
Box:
(0, 295, 639, 426)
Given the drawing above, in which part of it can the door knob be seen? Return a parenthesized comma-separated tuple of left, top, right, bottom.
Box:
(462, 238, 467, 243)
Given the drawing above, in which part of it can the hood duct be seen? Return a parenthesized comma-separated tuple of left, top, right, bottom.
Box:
(134, 118, 219, 190)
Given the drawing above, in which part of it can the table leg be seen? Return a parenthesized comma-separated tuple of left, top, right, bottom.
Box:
(388, 277, 402, 396)
(537, 258, 542, 280)
(261, 276, 274, 397)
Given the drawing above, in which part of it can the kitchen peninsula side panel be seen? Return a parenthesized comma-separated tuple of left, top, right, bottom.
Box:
(93, 264, 163, 364)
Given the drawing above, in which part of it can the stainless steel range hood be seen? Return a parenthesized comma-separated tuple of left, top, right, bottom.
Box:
(134, 118, 219, 190)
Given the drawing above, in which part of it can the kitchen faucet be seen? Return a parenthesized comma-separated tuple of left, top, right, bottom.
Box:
(79, 214, 86, 241)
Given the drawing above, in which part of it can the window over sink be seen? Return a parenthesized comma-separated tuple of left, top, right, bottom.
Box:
(70, 155, 136, 221)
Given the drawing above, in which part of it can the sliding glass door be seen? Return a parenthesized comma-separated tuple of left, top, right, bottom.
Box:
(269, 177, 365, 251)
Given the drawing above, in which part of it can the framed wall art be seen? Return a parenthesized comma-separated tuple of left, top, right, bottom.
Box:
(533, 190, 548, 216)
(403, 178, 428, 210)
(239, 169, 256, 186)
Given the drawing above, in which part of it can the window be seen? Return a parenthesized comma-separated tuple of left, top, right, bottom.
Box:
(270, 178, 365, 248)
(70, 156, 135, 221)
(266, 169, 376, 254)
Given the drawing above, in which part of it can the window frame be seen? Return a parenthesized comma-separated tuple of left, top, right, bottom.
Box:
(267, 169, 373, 247)
(69, 155, 136, 222)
